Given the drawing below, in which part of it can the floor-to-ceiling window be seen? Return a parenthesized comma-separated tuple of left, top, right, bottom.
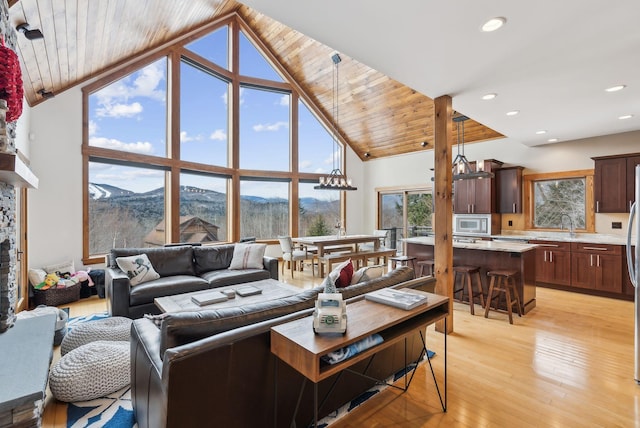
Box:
(82, 18, 345, 263)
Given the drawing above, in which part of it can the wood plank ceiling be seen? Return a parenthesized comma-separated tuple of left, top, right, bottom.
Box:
(8, 0, 503, 161)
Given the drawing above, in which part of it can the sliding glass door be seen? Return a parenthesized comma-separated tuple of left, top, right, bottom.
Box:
(379, 189, 433, 253)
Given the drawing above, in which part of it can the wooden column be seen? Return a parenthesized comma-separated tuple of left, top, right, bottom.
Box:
(433, 95, 454, 333)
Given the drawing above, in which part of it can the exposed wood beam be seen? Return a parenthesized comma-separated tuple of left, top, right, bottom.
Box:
(433, 95, 454, 334)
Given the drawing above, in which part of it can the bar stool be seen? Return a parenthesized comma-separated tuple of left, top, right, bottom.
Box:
(389, 255, 416, 271)
(453, 265, 484, 315)
(484, 270, 522, 324)
(417, 259, 435, 277)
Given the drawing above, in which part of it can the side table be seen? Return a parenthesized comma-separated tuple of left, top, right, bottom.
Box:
(271, 292, 448, 427)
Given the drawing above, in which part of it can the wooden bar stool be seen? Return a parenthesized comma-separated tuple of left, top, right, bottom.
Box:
(389, 255, 416, 271)
(417, 259, 435, 277)
(453, 265, 484, 315)
(484, 270, 522, 324)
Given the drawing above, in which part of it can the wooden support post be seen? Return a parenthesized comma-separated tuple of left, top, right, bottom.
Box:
(433, 95, 454, 334)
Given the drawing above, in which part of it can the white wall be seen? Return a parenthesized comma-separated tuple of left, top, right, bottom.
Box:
(27, 86, 84, 268)
(23, 83, 639, 268)
(355, 131, 640, 235)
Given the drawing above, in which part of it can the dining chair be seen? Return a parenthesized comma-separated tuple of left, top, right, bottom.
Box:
(278, 236, 315, 278)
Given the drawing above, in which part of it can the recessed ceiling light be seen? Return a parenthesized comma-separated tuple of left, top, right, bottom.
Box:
(606, 85, 626, 92)
(619, 114, 633, 120)
(535, 130, 547, 135)
(506, 110, 519, 116)
(548, 138, 559, 143)
(481, 17, 506, 32)
(482, 93, 497, 100)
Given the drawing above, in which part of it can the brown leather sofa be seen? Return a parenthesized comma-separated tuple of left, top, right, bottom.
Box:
(105, 244, 279, 319)
(130, 266, 435, 428)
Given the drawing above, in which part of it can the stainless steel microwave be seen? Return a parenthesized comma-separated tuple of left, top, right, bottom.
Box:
(453, 214, 494, 236)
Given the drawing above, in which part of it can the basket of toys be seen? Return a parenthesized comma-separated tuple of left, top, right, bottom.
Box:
(32, 273, 82, 306)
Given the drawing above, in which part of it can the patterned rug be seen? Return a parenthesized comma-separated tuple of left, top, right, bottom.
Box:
(62, 313, 433, 428)
(316, 349, 435, 427)
(64, 312, 137, 428)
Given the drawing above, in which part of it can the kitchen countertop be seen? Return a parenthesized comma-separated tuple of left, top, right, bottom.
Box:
(403, 236, 538, 253)
(492, 231, 634, 246)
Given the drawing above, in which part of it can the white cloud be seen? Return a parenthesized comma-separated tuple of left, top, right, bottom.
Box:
(299, 160, 312, 170)
(314, 167, 327, 174)
(89, 137, 154, 154)
(96, 169, 163, 182)
(222, 87, 245, 106)
(88, 120, 98, 136)
(210, 129, 227, 141)
(324, 149, 339, 165)
(180, 131, 204, 143)
(96, 102, 143, 118)
(278, 95, 289, 107)
(253, 121, 289, 132)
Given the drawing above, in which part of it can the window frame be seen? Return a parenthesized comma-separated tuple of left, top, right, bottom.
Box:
(524, 169, 595, 233)
(81, 17, 347, 264)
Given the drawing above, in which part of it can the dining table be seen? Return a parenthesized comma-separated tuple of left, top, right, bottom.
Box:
(292, 234, 381, 257)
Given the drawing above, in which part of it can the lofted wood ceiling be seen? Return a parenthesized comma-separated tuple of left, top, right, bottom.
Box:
(8, 0, 503, 161)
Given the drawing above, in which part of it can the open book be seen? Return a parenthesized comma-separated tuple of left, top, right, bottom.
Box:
(365, 288, 428, 310)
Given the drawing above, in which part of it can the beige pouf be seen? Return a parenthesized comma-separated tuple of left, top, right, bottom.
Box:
(49, 340, 130, 402)
(61, 316, 132, 356)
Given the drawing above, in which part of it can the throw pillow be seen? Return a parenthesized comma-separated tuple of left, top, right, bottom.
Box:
(115, 254, 160, 286)
(322, 259, 354, 292)
(229, 243, 267, 270)
(43, 260, 75, 276)
(350, 265, 385, 285)
(28, 268, 47, 287)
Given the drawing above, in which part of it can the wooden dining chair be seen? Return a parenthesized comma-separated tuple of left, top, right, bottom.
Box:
(277, 236, 315, 277)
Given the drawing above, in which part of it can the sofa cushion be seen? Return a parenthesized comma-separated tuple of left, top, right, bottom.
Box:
(199, 269, 271, 288)
(338, 266, 415, 300)
(116, 254, 161, 286)
(111, 246, 196, 277)
(193, 245, 235, 275)
(351, 264, 385, 285)
(158, 287, 320, 354)
(129, 275, 209, 306)
(229, 243, 267, 270)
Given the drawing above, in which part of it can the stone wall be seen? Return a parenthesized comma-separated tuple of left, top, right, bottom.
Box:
(0, 0, 19, 333)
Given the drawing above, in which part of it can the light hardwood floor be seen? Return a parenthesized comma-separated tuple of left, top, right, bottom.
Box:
(42, 263, 640, 427)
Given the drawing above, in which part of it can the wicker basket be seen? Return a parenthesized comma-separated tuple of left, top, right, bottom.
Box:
(32, 283, 81, 307)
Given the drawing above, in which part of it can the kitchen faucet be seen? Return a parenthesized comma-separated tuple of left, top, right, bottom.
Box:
(560, 213, 576, 238)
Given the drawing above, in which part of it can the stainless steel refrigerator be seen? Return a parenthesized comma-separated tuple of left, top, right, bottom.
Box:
(626, 164, 640, 383)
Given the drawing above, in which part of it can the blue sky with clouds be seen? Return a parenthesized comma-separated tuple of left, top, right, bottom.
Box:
(88, 27, 339, 201)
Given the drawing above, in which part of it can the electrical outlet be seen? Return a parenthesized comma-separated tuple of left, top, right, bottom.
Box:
(612, 222, 622, 229)
(508, 220, 513, 227)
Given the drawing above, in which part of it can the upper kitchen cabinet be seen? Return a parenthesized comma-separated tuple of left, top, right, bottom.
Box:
(496, 166, 524, 214)
(453, 159, 503, 214)
(593, 153, 640, 213)
(627, 156, 640, 212)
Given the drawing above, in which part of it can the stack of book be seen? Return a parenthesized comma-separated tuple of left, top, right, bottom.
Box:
(365, 288, 429, 310)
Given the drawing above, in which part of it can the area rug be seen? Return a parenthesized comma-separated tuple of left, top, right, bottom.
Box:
(63, 312, 137, 428)
(316, 349, 435, 427)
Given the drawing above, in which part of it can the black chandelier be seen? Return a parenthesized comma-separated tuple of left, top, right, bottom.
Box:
(314, 53, 357, 191)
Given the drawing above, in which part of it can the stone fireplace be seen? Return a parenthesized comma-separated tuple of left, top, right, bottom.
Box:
(0, 0, 22, 333)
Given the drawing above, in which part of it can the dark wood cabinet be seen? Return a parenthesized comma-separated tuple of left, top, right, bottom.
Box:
(594, 157, 627, 213)
(453, 159, 502, 214)
(496, 166, 524, 213)
(570, 243, 622, 293)
(593, 152, 640, 213)
(627, 156, 640, 212)
(531, 240, 571, 286)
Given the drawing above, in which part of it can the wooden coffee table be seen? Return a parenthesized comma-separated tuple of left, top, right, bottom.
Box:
(154, 278, 303, 313)
(271, 291, 449, 427)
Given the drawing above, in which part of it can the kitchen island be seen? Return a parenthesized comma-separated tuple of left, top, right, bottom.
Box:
(404, 237, 538, 314)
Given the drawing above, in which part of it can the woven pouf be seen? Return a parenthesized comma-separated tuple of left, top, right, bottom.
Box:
(61, 316, 132, 356)
(49, 340, 130, 402)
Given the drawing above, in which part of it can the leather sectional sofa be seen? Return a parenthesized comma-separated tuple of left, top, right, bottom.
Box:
(130, 266, 435, 428)
(105, 244, 279, 319)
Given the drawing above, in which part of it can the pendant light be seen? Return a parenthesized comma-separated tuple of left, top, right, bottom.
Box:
(314, 53, 357, 191)
(452, 114, 494, 180)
